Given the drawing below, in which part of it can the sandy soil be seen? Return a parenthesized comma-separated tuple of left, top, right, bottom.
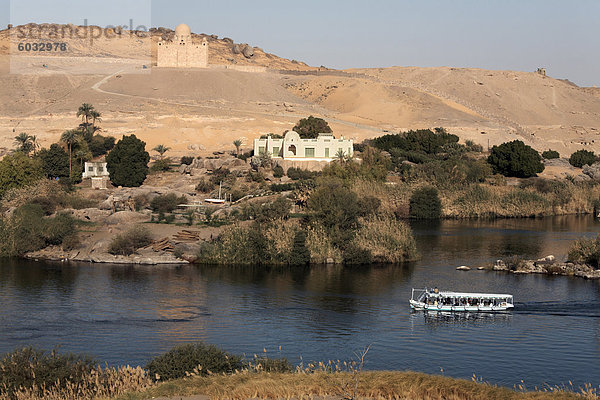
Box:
(0, 24, 599, 158)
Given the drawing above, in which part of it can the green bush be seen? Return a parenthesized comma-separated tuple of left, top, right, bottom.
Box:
(542, 150, 560, 159)
(146, 343, 243, 381)
(487, 140, 544, 178)
(0, 204, 78, 256)
(150, 193, 187, 213)
(273, 165, 284, 178)
(180, 156, 194, 165)
(133, 194, 150, 211)
(409, 187, 442, 219)
(108, 225, 153, 256)
(568, 235, 600, 268)
(342, 242, 373, 265)
(38, 144, 70, 179)
(288, 230, 310, 265)
(293, 116, 332, 139)
(0, 152, 44, 198)
(249, 170, 265, 183)
(89, 134, 115, 157)
(150, 159, 171, 172)
(0, 347, 96, 398)
(209, 168, 231, 185)
(106, 134, 150, 187)
(372, 128, 459, 155)
(287, 167, 318, 181)
(569, 150, 596, 168)
(270, 183, 297, 192)
(196, 179, 215, 193)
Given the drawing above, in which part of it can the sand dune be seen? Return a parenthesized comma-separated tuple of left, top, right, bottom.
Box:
(0, 24, 599, 157)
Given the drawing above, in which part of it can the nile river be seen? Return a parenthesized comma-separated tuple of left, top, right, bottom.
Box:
(1, 216, 599, 388)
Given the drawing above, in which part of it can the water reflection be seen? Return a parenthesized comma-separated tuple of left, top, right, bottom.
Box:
(1, 216, 600, 388)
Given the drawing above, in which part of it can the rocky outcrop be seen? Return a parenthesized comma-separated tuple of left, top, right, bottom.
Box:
(179, 156, 250, 175)
(583, 163, 600, 181)
(493, 256, 600, 279)
(25, 245, 187, 265)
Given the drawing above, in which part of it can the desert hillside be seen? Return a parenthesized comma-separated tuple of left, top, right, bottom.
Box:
(0, 24, 317, 71)
(0, 23, 599, 158)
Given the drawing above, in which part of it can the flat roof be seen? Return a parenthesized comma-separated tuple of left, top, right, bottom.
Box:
(430, 291, 512, 299)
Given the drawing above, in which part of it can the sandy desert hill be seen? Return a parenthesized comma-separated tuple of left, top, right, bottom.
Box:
(0, 23, 599, 158)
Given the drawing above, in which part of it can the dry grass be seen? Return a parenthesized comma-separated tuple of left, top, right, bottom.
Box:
(354, 216, 419, 263)
(109, 371, 596, 400)
(0, 365, 152, 400)
(352, 179, 600, 219)
(305, 223, 343, 264)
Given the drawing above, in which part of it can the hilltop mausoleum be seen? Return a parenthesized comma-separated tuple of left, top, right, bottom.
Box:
(157, 23, 208, 68)
(253, 131, 353, 161)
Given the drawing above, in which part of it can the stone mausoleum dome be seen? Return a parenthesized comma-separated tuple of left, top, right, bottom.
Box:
(175, 23, 191, 42)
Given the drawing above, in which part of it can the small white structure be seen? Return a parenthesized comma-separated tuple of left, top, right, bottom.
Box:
(83, 162, 109, 179)
(253, 131, 353, 161)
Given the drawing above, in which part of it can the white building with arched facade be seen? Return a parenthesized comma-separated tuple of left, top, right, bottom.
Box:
(253, 131, 353, 161)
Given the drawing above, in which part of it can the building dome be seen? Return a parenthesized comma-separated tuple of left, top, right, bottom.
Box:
(175, 23, 191, 37)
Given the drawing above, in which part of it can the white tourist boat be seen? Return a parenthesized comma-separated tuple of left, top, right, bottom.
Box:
(410, 288, 514, 312)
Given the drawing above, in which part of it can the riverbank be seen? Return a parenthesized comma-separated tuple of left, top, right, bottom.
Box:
(109, 371, 592, 400)
(492, 256, 600, 280)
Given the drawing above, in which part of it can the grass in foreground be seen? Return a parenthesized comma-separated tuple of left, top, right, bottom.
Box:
(111, 371, 596, 400)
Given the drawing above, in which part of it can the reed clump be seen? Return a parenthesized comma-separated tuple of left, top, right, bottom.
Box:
(0, 347, 152, 400)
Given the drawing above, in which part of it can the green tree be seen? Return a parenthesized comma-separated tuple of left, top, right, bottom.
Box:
(288, 230, 310, 265)
(569, 150, 596, 168)
(106, 134, 150, 187)
(487, 140, 544, 178)
(77, 103, 94, 126)
(409, 186, 442, 219)
(153, 144, 171, 160)
(29, 135, 40, 155)
(308, 178, 361, 247)
(89, 110, 101, 131)
(38, 144, 70, 179)
(14, 133, 33, 155)
(293, 116, 332, 139)
(542, 150, 560, 160)
(89, 134, 115, 157)
(60, 129, 79, 179)
(0, 152, 43, 197)
(233, 139, 243, 156)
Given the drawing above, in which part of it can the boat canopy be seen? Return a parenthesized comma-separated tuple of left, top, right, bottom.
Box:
(431, 291, 512, 299)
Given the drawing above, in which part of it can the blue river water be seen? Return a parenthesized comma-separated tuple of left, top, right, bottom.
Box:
(0, 216, 599, 389)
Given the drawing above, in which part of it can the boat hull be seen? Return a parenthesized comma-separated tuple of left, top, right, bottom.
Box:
(409, 300, 514, 312)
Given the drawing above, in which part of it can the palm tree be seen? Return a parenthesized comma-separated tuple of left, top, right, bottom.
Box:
(61, 129, 79, 178)
(90, 110, 102, 132)
(14, 133, 32, 155)
(77, 103, 95, 126)
(233, 139, 243, 156)
(335, 148, 346, 162)
(153, 144, 171, 160)
(29, 135, 40, 155)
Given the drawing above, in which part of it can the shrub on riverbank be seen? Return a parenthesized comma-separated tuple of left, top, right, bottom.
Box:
(108, 225, 153, 256)
(353, 216, 419, 263)
(146, 343, 244, 381)
(568, 235, 600, 268)
(0, 347, 152, 400)
(410, 187, 442, 219)
(0, 204, 78, 257)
